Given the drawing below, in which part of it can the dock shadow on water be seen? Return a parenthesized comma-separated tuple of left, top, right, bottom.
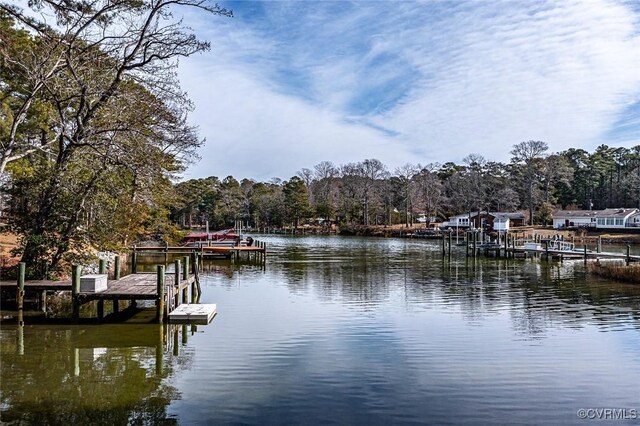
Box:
(1, 235, 640, 425)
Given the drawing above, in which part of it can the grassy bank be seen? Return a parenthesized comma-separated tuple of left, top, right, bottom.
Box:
(588, 262, 640, 284)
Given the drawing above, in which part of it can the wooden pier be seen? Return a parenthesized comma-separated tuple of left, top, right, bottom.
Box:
(2, 254, 203, 324)
(438, 231, 640, 264)
(131, 239, 267, 262)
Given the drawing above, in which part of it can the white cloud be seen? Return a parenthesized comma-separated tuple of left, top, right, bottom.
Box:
(180, 62, 408, 181)
(178, 0, 640, 180)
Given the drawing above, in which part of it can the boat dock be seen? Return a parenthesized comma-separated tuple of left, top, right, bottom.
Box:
(2, 254, 202, 324)
(131, 240, 267, 262)
(439, 231, 640, 264)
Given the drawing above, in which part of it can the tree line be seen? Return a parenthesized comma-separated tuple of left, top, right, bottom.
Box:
(171, 143, 640, 231)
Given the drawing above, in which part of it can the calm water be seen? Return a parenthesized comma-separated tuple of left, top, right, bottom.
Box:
(2, 235, 640, 425)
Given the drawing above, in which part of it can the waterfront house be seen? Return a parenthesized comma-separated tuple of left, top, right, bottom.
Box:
(443, 213, 471, 229)
(552, 210, 597, 229)
(470, 212, 526, 231)
(594, 208, 639, 229)
(444, 211, 525, 231)
(553, 208, 639, 229)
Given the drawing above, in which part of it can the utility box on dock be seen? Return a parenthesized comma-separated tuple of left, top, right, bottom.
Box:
(80, 274, 108, 293)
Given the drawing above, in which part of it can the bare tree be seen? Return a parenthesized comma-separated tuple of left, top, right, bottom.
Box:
(511, 140, 548, 225)
(358, 159, 388, 225)
(413, 163, 443, 227)
(312, 161, 338, 221)
(0, 1, 231, 175)
(1, 0, 232, 276)
(394, 163, 419, 227)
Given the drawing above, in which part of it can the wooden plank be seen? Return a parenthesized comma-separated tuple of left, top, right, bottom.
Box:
(0, 280, 72, 290)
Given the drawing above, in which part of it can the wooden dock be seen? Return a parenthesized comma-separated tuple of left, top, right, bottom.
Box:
(131, 240, 267, 262)
(3, 255, 202, 324)
(438, 231, 639, 264)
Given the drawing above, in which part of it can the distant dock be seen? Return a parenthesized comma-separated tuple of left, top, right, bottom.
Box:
(438, 231, 640, 264)
(131, 240, 267, 262)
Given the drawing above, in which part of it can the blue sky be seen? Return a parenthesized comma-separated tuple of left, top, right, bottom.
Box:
(177, 0, 640, 181)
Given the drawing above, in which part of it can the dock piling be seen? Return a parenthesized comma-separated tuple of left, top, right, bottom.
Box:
(183, 256, 189, 280)
(114, 255, 121, 280)
(99, 259, 107, 275)
(174, 259, 181, 308)
(71, 265, 81, 323)
(182, 257, 188, 304)
(157, 265, 165, 323)
(131, 248, 137, 274)
(626, 245, 631, 266)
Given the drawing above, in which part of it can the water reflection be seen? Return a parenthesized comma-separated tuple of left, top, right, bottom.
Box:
(264, 236, 640, 336)
(0, 324, 194, 425)
(2, 236, 640, 425)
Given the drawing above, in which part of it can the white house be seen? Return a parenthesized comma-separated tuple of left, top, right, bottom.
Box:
(594, 208, 638, 229)
(552, 210, 597, 229)
(443, 213, 471, 228)
(553, 208, 639, 229)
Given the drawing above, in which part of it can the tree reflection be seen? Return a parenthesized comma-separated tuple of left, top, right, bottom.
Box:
(267, 239, 640, 336)
(1, 324, 193, 425)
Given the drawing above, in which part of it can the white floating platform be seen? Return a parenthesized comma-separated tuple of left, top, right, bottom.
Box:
(169, 304, 217, 324)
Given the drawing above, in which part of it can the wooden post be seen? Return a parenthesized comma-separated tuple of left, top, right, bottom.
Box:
(473, 231, 477, 257)
(72, 265, 81, 323)
(40, 290, 47, 313)
(191, 251, 197, 274)
(99, 259, 107, 274)
(465, 232, 469, 257)
(157, 265, 165, 323)
(192, 252, 199, 299)
(114, 255, 121, 280)
(182, 324, 188, 345)
(441, 232, 446, 256)
(183, 256, 189, 280)
(504, 232, 508, 258)
(131, 248, 137, 274)
(597, 236, 602, 254)
(626, 245, 631, 266)
(113, 300, 119, 314)
(174, 259, 181, 307)
(448, 231, 452, 257)
(583, 245, 588, 265)
(17, 262, 25, 314)
(544, 240, 549, 261)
